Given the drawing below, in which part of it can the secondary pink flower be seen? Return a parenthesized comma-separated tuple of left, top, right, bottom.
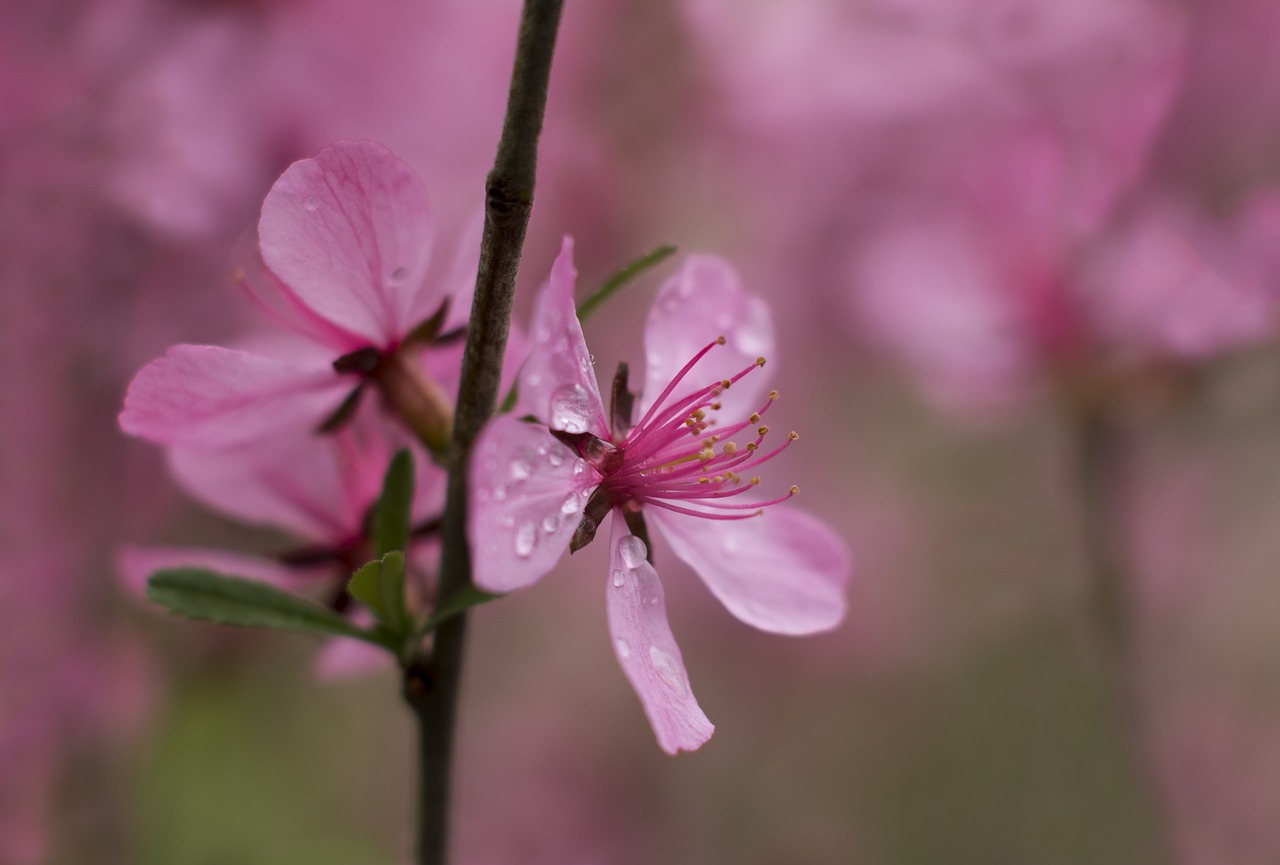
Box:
(119, 405, 443, 677)
(120, 139, 476, 451)
(469, 239, 850, 754)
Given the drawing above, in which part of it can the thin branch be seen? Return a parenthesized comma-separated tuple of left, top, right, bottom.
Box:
(402, 3, 565, 865)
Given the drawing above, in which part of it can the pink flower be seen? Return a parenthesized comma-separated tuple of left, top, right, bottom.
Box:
(119, 139, 478, 451)
(468, 239, 850, 754)
(119, 405, 443, 678)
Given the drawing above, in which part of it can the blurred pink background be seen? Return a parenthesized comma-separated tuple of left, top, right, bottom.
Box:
(2, 1, 1279, 863)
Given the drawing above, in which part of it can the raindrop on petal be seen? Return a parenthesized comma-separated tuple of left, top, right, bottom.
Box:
(509, 458, 532, 481)
(619, 536, 647, 569)
(611, 569, 626, 588)
(303, 195, 320, 211)
(615, 638, 631, 658)
(542, 512, 562, 533)
(560, 492, 582, 514)
(547, 448, 565, 467)
(514, 521, 537, 558)
(550, 383, 593, 434)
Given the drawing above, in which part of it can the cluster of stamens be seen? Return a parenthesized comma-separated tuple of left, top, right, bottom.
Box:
(600, 336, 800, 521)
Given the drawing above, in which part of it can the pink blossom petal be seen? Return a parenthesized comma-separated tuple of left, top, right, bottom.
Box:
(648, 506, 849, 635)
(639, 255, 775, 421)
(468, 415, 600, 593)
(166, 435, 361, 543)
(312, 610, 391, 681)
(116, 545, 318, 597)
(605, 514, 714, 755)
(515, 237, 609, 436)
(259, 140, 435, 346)
(119, 345, 352, 449)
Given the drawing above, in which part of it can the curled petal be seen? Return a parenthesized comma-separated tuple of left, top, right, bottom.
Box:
(468, 415, 600, 593)
(639, 255, 775, 421)
(118, 345, 350, 449)
(606, 514, 714, 755)
(259, 140, 435, 345)
(515, 237, 609, 436)
(649, 506, 849, 635)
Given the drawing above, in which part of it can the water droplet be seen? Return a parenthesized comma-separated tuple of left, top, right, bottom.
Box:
(514, 521, 537, 558)
(499, 514, 515, 528)
(619, 536, 647, 569)
(572, 459, 587, 477)
(547, 448, 564, 467)
(550, 383, 592, 433)
(589, 353, 596, 365)
(303, 195, 320, 211)
(615, 638, 631, 658)
(389, 266, 407, 282)
(579, 355, 590, 373)
(611, 569, 626, 588)
(542, 512, 562, 533)
(646, 593, 660, 606)
(560, 492, 582, 514)
(648, 646, 688, 696)
(493, 486, 508, 502)
(509, 458, 532, 481)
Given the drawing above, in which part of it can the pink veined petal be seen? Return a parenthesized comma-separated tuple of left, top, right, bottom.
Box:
(166, 434, 363, 543)
(515, 237, 610, 437)
(639, 255, 776, 421)
(648, 506, 850, 635)
(118, 344, 352, 449)
(605, 513, 714, 755)
(116, 545, 320, 597)
(259, 140, 435, 346)
(436, 206, 485, 334)
(467, 415, 600, 593)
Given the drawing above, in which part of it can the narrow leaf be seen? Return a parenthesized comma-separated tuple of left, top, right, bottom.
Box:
(375, 449, 415, 557)
(577, 244, 677, 321)
(347, 559, 388, 621)
(347, 551, 409, 635)
(147, 568, 389, 647)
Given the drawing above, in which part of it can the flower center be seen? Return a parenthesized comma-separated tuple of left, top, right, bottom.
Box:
(599, 337, 799, 521)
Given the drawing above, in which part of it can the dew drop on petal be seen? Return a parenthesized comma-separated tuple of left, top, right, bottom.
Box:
(611, 569, 626, 588)
(542, 512, 562, 533)
(514, 521, 537, 558)
(572, 458, 588, 477)
(499, 514, 515, 528)
(303, 195, 320, 211)
(619, 535, 647, 569)
(616, 638, 631, 658)
(509, 458, 532, 481)
(547, 448, 564, 467)
(493, 486, 508, 502)
(648, 646, 689, 696)
(560, 492, 582, 515)
(550, 383, 592, 433)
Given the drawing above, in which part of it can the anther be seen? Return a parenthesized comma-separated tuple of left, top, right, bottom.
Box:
(722, 442, 738, 456)
(789, 484, 800, 495)
(746, 442, 757, 451)
(788, 431, 799, 441)
(755, 356, 766, 367)
(749, 412, 761, 424)
(769, 390, 779, 400)
(750, 476, 761, 485)
(710, 402, 721, 411)
(715, 335, 726, 345)
(758, 425, 770, 436)
(720, 379, 732, 389)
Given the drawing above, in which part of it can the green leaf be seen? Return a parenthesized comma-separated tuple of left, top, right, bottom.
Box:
(147, 569, 389, 647)
(347, 552, 408, 635)
(577, 244, 677, 321)
(421, 583, 501, 634)
(375, 449, 415, 557)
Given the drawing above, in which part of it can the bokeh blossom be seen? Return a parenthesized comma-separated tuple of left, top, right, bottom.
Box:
(120, 140, 479, 454)
(469, 239, 850, 754)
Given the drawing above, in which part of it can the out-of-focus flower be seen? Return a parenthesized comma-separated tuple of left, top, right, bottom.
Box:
(119, 406, 442, 678)
(469, 239, 850, 754)
(120, 140, 478, 453)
